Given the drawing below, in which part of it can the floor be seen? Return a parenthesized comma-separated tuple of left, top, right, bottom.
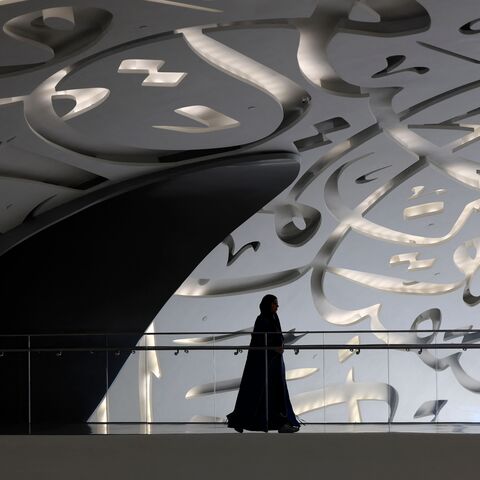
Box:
(5, 422, 480, 434)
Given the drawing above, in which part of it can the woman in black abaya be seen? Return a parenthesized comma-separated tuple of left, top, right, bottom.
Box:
(227, 294, 300, 433)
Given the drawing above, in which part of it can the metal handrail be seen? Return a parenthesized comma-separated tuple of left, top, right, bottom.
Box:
(0, 328, 478, 336)
(0, 329, 476, 352)
(0, 343, 477, 353)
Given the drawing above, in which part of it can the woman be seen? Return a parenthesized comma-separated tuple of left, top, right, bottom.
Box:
(227, 294, 300, 433)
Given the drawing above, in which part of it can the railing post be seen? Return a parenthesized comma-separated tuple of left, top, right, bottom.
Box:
(105, 334, 109, 434)
(387, 332, 390, 431)
(264, 332, 268, 432)
(28, 334, 31, 433)
(322, 332, 326, 427)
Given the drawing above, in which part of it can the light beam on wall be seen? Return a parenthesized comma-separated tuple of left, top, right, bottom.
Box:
(146, 0, 222, 13)
(154, 106, 239, 133)
(118, 59, 187, 87)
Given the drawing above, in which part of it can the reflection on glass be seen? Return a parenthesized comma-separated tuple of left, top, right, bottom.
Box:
(322, 332, 389, 423)
(434, 331, 480, 423)
(104, 334, 142, 425)
(388, 331, 436, 423)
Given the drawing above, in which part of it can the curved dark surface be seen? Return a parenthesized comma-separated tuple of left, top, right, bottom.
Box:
(0, 152, 299, 424)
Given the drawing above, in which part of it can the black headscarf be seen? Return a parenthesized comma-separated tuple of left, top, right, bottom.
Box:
(259, 294, 277, 315)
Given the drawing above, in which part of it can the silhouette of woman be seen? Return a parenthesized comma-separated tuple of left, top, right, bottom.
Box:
(227, 294, 300, 433)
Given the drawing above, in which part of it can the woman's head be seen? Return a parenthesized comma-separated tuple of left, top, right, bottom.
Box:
(259, 294, 278, 314)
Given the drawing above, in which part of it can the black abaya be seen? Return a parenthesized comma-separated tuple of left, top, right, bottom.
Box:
(226, 312, 299, 432)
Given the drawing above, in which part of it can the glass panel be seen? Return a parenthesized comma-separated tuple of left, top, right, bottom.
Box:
(149, 333, 215, 424)
(387, 330, 437, 423)
(435, 335, 480, 423)
(30, 335, 107, 428)
(212, 331, 257, 429)
(0, 336, 28, 430)
(105, 334, 144, 424)
(285, 332, 324, 426)
(324, 331, 389, 423)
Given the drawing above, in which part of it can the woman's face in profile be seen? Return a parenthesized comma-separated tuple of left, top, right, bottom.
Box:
(271, 299, 279, 313)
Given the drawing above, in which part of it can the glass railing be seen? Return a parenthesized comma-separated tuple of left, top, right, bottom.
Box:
(2, 329, 480, 430)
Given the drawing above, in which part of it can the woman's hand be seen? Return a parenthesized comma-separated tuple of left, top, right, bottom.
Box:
(275, 346, 284, 354)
